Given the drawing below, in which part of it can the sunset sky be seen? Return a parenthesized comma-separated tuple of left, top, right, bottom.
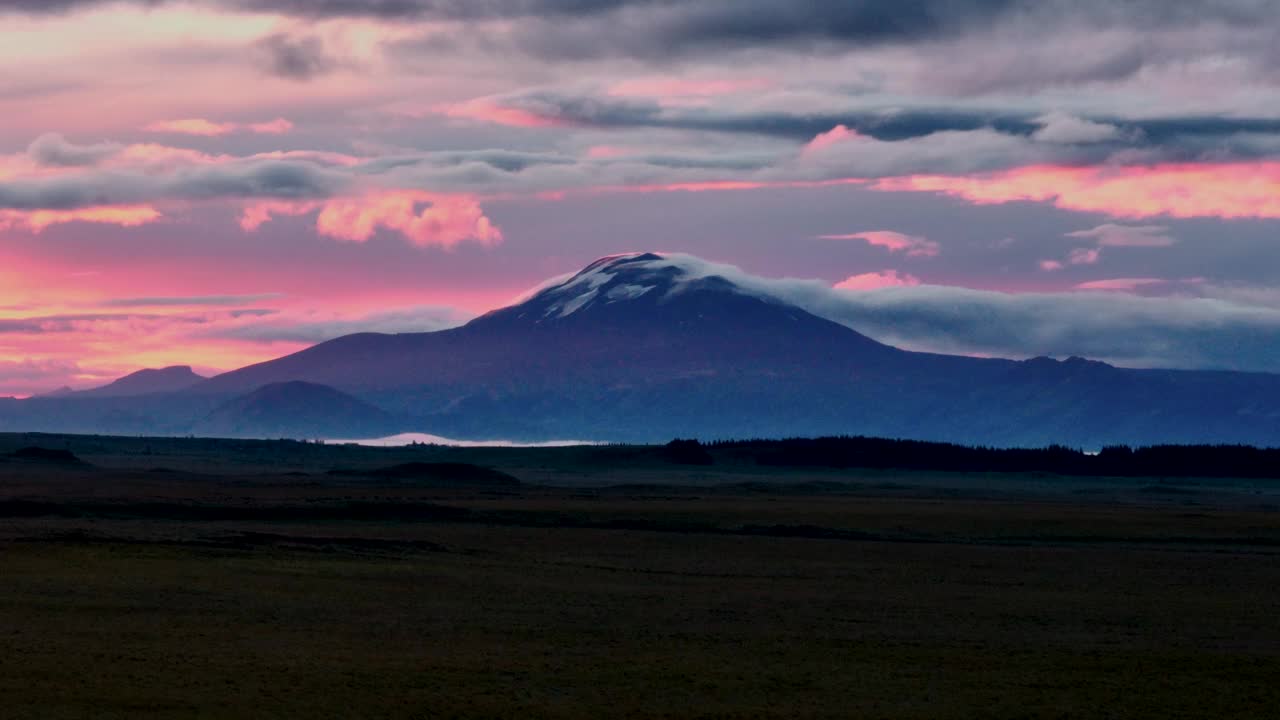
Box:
(4, 1, 1280, 395)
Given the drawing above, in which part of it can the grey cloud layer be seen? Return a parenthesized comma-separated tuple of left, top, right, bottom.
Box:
(27, 133, 121, 167)
(371, 0, 1280, 68)
(467, 90, 1280, 153)
(9, 0, 1280, 101)
(0, 312, 211, 333)
(818, 286, 1280, 373)
(0, 106, 1270, 212)
(654, 259, 1280, 374)
(0, 159, 347, 211)
(7, 1, 1278, 45)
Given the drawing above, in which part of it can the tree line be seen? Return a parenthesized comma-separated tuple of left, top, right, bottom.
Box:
(679, 437, 1280, 479)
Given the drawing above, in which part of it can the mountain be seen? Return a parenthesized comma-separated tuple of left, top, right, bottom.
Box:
(6, 252, 1280, 446)
(192, 381, 402, 439)
(185, 252, 1280, 446)
(76, 366, 207, 399)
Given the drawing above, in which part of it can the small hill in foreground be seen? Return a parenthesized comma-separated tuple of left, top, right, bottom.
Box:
(330, 462, 522, 487)
(8, 447, 85, 464)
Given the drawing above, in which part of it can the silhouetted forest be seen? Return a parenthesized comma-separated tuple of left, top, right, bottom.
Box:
(704, 437, 1280, 479)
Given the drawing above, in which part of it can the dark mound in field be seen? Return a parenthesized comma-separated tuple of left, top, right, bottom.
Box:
(332, 462, 521, 487)
(661, 439, 714, 465)
(9, 446, 84, 464)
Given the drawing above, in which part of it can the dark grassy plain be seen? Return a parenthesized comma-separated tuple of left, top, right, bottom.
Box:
(2, 432, 1279, 719)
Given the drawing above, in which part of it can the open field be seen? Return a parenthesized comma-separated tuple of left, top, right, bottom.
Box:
(2, 433, 1279, 718)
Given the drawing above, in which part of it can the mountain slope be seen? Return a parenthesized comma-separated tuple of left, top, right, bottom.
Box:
(198, 253, 904, 395)
(192, 381, 402, 439)
(182, 252, 1280, 445)
(11, 252, 1280, 445)
(77, 366, 207, 398)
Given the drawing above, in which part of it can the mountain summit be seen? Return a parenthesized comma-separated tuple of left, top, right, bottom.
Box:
(76, 365, 207, 399)
(487, 252, 785, 324)
(196, 252, 901, 436)
(5, 252, 1280, 445)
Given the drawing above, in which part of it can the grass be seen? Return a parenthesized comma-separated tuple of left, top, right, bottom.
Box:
(0, 433, 1278, 718)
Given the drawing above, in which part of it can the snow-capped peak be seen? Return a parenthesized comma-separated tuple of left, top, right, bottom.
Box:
(526, 252, 760, 319)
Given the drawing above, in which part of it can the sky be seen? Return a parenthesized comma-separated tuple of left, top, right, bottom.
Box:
(4, 0, 1280, 395)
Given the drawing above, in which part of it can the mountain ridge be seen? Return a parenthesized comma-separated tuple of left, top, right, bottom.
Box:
(2, 252, 1280, 446)
(76, 365, 208, 399)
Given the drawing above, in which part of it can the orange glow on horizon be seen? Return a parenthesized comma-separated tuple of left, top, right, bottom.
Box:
(0, 205, 162, 232)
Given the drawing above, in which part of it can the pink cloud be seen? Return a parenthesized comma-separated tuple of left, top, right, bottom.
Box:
(874, 162, 1280, 219)
(118, 143, 224, 166)
(318, 192, 502, 248)
(145, 118, 236, 136)
(0, 358, 91, 398)
(1069, 247, 1102, 265)
(1039, 260, 1065, 272)
(586, 145, 632, 159)
(0, 312, 310, 397)
(821, 230, 940, 257)
(1075, 278, 1167, 291)
(243, 191, 503, 249)
(145, 117, 295, 136)
(0, 205, 162, 232)
(803, 124, 859, 155)
(439, 99, 569, 128)
(247, 118, 294, 135)
(611, 177, 868, 195)
(239, 201, 302, 232)
(834, 270, 921, 291)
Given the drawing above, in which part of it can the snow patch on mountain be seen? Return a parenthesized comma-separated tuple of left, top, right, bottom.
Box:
(531, 251, 786, 320)
(542, 265, 617, 318)
(605, 284, 655, 302)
